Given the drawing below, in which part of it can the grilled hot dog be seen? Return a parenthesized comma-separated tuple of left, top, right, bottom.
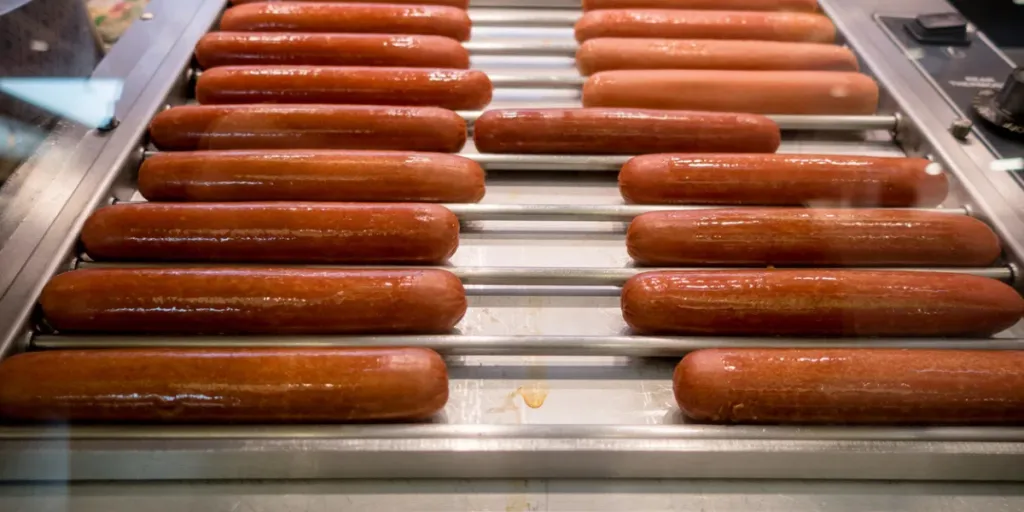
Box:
(618, 154, 948, 207)
(621, 270, 1024, 337)
(139, 150, 485, 203)
(41, 268, 467, 334)
(583, 70, 879, 115)
(473, 108, 780, 154)
(575, 10, 835, 43)
(0, 348, 449, 423)
(627, 209, 1000, 266)
(231, 0, 470, 7)
(195, 33, 470, 69)
(220, 2, 472, 41)
(148, 105, 467, 152)
(196, 66, 492, 110)
(583, 0, 819, 11)
(675, 349, 1024, 424)
(576, 39, 858, 75)
(81, 202, 459, 264)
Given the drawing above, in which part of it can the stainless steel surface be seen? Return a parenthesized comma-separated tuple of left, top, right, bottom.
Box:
(470, 8, 579, 27)
(3, 0, 1024, 495)
(32, 334, 1024, 354)
(3, 480, 1022, 512)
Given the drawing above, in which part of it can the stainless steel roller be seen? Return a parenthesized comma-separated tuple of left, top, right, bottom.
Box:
(75, 262, 1013, 283)
(32, 334, 1024, 354)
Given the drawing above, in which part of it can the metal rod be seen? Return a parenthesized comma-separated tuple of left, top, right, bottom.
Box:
(487, 73, 586, 88)
(2, 423, 1024, 442)
(111, 202, 967, 221)
(75, 263, 1014, 283)
(468, 8, 580, 27)
(31, 334, 1024, 355)
(464, 40, 578, 57)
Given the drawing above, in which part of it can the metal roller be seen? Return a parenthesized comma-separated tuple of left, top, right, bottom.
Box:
(31, 334, 1024, 355)
(463, 40, 578, 57)
(75, 263, 1013, 283)
(468, 8, 580, 27)
(109, 202, 968, 222)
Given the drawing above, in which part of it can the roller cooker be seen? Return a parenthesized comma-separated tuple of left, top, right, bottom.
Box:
(0, 0, 1023, 488)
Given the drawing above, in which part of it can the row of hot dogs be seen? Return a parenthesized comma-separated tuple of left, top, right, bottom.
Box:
(5, 0, 1024, 428)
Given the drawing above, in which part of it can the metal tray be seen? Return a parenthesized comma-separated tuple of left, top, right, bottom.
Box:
(1, 0, 1024, 482)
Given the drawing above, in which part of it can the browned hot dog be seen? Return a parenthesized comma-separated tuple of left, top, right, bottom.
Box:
(139, 150, 485, 203)
(583, 70, 879, 114)
(575, 10, 836, 43)
(583, 0, 819, 11)
(81, 202, 459, 264)
(220, 2, 472, 41)
(40, 268, 467, 334)
(618, 154, 949, 207)
(621, 270, 1024, 337)
(195, 33, 470, 69)
(473, 108, 780, 154)
(0, 347, 449, 423)
(576, 39, 858, 75)
(627, 209, 1001, 266)
(148, 105, 467, 152)
(675, 349, 1024, 424)
(231, 0, 470, 7)
(195, 66, 492, 110)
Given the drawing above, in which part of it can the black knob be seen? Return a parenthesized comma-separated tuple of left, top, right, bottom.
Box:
(972, 67, 1024, 139)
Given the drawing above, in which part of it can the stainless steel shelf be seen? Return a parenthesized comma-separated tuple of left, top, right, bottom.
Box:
(33, 334, 1024, 354)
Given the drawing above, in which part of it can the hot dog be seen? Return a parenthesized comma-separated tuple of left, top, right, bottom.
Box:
(473, 108, 780, 154)
(583, 0, 818, 11)
(618, 154, 949, 207)
(81, 202, 459, 264)
(674, 349, 1024, 425)
(621, 270, 1024, 337)
(627, 209, 1000, 266)
(194, 33, 470, 69)
(231, 0, 469, 7)
(139, 150, 485, 203)
(575, 10, 835, 43)
(148, 105, 467, 152)
(220, 2, 472, 41)
(583, 70, 878, 115)
(0, 347, 449, 422)
(195, 66, 493, 110)
(576, 39, 858, 75)
(41, 268, 467, 334)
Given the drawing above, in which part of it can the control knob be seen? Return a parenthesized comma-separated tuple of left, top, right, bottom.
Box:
(972, 67, 1024, 139)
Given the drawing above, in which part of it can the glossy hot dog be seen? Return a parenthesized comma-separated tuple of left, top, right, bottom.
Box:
(618, 154, 949, 207)
(583, 0, 818, 11)
(576, 39, 858, 75)
(139, 150, 485, 203)
(675, 349, 1024, 425)
(627, 209, 1001, 266)
(473, 108, 780, 154)
(148, 105, 467, 152)
(0, 348, 449, 423)
(231, 0, 470, 7)
(81, 202, 459, 264)
(41, 268, 467, 334)
(583, 70, 879, 115)
(195, 33, 470, 69)
(220, 2, 472, 41)
(196, 66, 492, 110)
(575, 10, 835, 43)
(621, 270, 1024, 337)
